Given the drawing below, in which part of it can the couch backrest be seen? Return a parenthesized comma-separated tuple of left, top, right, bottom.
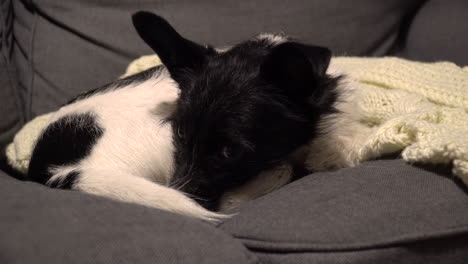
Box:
(0, 0, 23, 159)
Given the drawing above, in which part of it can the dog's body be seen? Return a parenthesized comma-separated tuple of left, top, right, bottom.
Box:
(28, 12, 346, 221)
(27, 65, 227, 220)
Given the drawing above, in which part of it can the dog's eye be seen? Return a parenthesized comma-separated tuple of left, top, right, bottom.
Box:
(221, 146, 231, 159)
(219, 145, 242, 160)
(177, 127, 184, 138)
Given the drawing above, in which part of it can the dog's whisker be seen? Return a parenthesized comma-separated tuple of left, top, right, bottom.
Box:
(176, 177, 193, 191)
(169, 175, 189, 189)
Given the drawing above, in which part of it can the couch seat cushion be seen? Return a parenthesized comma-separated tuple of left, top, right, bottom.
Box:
(0, 170, 257, 264)
(220, 159, 468, 253)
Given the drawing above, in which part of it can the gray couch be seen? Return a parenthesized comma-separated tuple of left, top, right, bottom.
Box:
(1, 1, 468, 263)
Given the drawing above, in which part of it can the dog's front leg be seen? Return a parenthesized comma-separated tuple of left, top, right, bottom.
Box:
(217, 163, 293, 212)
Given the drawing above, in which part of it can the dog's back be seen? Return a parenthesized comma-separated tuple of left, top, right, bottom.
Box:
(28, 66, 224, 221)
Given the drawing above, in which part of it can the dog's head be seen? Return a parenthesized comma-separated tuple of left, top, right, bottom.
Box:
(133, 12, 340, 209)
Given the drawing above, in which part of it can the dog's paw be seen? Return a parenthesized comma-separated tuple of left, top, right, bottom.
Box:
(218, 163, 293, 211)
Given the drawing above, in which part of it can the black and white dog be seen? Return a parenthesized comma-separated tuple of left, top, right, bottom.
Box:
(28, 12, 343, 222)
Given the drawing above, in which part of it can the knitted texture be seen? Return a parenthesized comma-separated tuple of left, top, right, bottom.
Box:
(121, 55, 162, 78)
(5, 56, 468, 186)
(5, 113, 53, 174)
(321, 57, 468, 184)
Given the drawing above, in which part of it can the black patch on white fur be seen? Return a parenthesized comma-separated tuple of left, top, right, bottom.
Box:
(48, 170, 80, 189)
(28, 113, 103, 186)
(68, 66, 163, 104)
(132, 12, 340, 210)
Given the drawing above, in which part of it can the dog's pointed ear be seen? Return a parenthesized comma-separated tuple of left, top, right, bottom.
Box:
(132, 11, 206, 73)
(260, 42, 333, 104)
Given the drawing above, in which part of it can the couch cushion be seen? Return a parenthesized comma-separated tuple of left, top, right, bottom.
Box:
(12, 0, 155, 120)
(0, 0, 24, 154)
(0, 170, 257, 264)
(219, 159, 468, 261)
(399, 0, 468, 65)
(13, 0, 423, 118)
(256, 235, 468, 264)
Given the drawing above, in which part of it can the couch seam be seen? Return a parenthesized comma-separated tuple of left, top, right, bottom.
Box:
(386, 0, 429, 56)
(0, 0, 25, 126)
(232, 225, 468, 253)
(25, 5, 37, 121)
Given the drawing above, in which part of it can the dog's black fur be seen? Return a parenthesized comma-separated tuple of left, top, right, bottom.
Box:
(29, 113, 103, 187)
(133, 12, 340, 210)
(25, 12, 340, 218)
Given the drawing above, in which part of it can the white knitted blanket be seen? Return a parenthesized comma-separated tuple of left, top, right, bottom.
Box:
(6, 56, 468, 186)
(307, 57, 468, 185)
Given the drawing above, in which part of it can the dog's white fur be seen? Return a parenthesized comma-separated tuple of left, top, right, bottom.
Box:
(305, 60, 368, 171)
(46, 68, 225, 221)
(256, 33, 287, 45)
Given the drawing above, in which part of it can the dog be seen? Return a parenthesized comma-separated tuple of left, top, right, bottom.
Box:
(27, 11, 343, 222)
